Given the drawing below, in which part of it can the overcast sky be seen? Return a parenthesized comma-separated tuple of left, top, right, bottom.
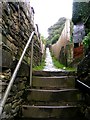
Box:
(30, 0, 73, 37)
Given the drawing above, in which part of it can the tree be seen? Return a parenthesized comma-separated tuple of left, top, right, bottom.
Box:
(40, 35, 46, 44)
(47, 17, 66, 45)
(72, 1, 90, 24)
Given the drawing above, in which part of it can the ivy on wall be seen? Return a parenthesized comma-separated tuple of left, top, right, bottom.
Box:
(72, 2, 90, 24)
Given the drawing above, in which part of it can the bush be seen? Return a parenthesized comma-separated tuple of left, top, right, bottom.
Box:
(51, 34, 60, 44)
(83, 32, 90, 54)
(83, 32, 90, 48)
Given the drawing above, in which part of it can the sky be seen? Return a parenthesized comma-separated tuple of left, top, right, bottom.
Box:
(30, 0, 73, 37)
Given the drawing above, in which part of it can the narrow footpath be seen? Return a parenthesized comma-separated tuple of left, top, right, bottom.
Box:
(15, 48, 86, 120)
(43, 47, 63, 71)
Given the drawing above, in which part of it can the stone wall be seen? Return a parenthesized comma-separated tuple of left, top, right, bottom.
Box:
(0, 2, 42, 120)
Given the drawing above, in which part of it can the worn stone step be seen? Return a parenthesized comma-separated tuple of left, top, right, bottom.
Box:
(33, 70, 76, 77)
(32, 76, 75, 88)
(24, 101, 82, 107)
(17, 118, 87, 120)
(22, 105, 81, 119)
(26, 89, 82, 104)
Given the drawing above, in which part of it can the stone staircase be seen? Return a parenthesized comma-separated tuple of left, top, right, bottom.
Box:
(20, 71, 86, 120)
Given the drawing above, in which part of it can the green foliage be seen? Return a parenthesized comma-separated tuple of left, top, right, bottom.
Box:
(46, 39, 51, 46)
(51, 34, 60, 44)
(72, 2, 90, 24)
(40, 35, 46, 44)
(33, 58, 45, 70)
(83, 32, 90, 49)
(47, 17, 66, 45)
(52, 54, 76, 71)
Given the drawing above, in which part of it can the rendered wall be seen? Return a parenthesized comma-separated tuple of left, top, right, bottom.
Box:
(51, 19, 73, 66)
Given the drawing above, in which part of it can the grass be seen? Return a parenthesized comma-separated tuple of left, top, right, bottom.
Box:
(33, 50, 76, 71)
(33, 59, 45, 71)
(52, 55, 76, 71)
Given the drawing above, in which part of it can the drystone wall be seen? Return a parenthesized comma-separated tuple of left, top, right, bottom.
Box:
(0, 2, 42, 120)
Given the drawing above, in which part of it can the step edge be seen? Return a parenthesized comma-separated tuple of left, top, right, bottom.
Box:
(32, 76, 75, 79)
(26, 88, 79, 92)
(22, 105, 78, 109)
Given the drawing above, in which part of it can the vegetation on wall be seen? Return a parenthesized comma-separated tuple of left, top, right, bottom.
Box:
(83, 32, 90, 54)
(72, 1, 90, 24)
(72, 1, 90, 35)
(72, 1, 90, 54)
(47, 17, 66, 45)
(51, 53, 76, 71)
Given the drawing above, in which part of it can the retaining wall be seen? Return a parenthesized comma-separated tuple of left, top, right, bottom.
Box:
(0, 2, 42, 119)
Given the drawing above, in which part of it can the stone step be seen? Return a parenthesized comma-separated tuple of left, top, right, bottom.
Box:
(26, 89, 82, 104)
(24, 101, 82, 107)
(18, 117, 87, 120)
(32, 76, 75, 89)
(33, 70, 76, 77)
(22, 105, 82, 119)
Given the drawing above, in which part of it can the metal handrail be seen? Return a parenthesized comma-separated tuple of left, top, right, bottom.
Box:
(76, 79, 90, 95)
(0, 31, 37, 116)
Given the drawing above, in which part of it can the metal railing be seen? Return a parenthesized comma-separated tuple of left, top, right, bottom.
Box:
(76, 79, 90, 95)
(0, 31, 37, 116)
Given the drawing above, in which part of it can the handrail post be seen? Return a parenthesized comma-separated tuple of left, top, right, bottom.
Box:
(30, 39, 34, 87)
